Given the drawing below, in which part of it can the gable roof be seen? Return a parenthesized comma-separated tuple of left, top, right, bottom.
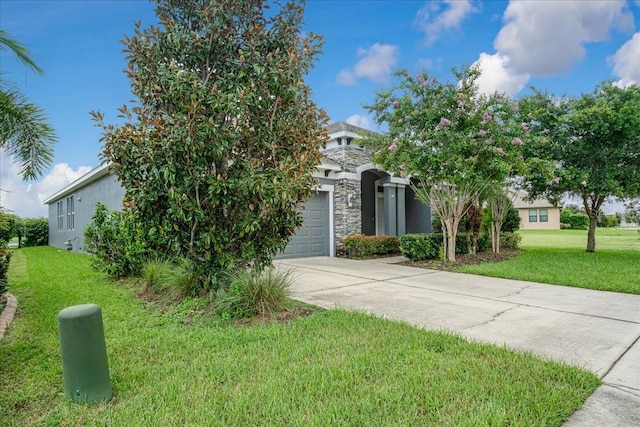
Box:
(42, 163, 111, 205)
(326, 121, 375, 136)
(512, 191, 556, 209)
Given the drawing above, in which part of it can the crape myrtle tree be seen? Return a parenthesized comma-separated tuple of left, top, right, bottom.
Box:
(520, 83, 640, 252)
(363, 67, 532, 261)
(93, 0, 327, 288)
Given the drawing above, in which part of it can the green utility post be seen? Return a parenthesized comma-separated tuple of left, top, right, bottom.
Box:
(57, 304, 112, 403)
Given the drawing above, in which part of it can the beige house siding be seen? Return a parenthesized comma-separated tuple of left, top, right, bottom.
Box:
(517, 207, 561, 230)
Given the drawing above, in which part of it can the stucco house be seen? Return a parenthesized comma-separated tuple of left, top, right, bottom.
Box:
(44, 122, 431, 257)
(512, 191, 560, 230)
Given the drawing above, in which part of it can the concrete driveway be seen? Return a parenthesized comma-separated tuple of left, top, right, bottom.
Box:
(275, 256, 640, 426)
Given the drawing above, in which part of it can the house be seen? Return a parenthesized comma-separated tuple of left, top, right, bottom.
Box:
(43, 122, 432, 257)
(512, 191, 560, 230)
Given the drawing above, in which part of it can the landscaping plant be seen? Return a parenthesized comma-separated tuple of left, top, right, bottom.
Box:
(92, 0, 327, 288)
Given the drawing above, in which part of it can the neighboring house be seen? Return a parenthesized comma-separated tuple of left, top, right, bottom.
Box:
(44, 122, 431, 257)
(512, 191, 560, 230)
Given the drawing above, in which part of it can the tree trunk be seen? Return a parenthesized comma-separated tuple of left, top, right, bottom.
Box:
(586, 216, 597, 252)
(492, 221, 502, 254)
(447, 229, 457, 261)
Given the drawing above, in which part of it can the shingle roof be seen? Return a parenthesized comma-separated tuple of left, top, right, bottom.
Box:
(512, 191, 556, 209)
(326, 121, 376, 135)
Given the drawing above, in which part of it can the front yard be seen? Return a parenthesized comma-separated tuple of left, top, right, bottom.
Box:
(456, 229, 640, 294)
(0, 247, 599, 426)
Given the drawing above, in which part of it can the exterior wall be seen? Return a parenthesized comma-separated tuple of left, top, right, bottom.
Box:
(518, 207, 561, 230)
(48, 173, 125, 252)
(405, 184, 432, 234)
(322, 145, 373, 173)
(333, 178, 361, 246)
(360, 171, 377, 236)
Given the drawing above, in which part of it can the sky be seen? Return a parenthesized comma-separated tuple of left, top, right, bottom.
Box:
(1, 0, 639, 217)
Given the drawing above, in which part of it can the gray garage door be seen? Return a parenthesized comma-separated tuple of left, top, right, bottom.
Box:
(277, 192, 329, 258)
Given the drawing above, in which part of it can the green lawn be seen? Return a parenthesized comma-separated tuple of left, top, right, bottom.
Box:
(1, 247, 599, 426)
(458, 228, 640, 294)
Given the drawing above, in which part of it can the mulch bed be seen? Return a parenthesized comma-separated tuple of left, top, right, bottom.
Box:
(403, 249, 522, 271)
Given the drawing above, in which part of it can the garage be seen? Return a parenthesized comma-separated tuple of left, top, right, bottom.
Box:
(277, 191, 330, 258)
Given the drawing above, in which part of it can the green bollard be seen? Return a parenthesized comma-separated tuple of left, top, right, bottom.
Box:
(57, 304, 112, 403)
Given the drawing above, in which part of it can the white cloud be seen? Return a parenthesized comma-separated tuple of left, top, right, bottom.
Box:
(495, 1, 633, 76)
(610, 32, 640, 88)
(335, 43, 399, 85)
(345, 114, 372, 130)
(473, 52, 530, 96)
(472, 0, 633, 96)
(0, 150, 92, 218)
(415, 0, 479, 45)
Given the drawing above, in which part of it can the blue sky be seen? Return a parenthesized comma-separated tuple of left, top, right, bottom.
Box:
(1, 0, 639, 217)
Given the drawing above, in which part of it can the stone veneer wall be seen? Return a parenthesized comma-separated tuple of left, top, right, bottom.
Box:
(322, 145, 373, 172)
(333, 178, 362, 246)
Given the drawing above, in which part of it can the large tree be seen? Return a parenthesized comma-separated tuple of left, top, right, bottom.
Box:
(363, 67, 531, 261)
(93, 0, 327, 287)
(520, 83, 640, 252)
(0, 30, 56, 180)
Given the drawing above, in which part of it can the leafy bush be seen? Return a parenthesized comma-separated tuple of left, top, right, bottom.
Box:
(567, 213, 589, 230)
(0, 247, 12, 295)
(214, 268, 292, 318)
(142, 257, 200, 301)
(400, 234, 440, 261)
(22, 218, 48, 247)
(560, 208, 573, 225)
(597, 214, 620, 228)
(400, 233, 490, 261)
(343, 235, 400, 259)
(481, 205, 521, 233)
(500, 232, 522, 249)
(560, 223, 572, 229)
(84, 203, 148, 278)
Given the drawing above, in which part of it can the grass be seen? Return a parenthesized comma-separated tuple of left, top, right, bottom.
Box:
(457, 228, 640, 294)
(1, 247, 600, 426)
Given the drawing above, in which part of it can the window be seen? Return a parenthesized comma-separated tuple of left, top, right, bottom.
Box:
(66, 196, 75, 230)
(529, 209, 538, 222)
(539, 209, 548, 222)
(56, 201, 64, 231)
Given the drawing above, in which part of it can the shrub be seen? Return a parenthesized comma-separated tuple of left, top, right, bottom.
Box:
(142, 257, 202, 301)
(22, 217, 48, 246)
(0, 247, 12, 295)
(214, 268, 292, 318)
(84, 203, 148, 278)
(400, 234, 439, 261)
(568, 213, 589, 230)
(481, 205, 521, 233)
(400, 233, 490, 261)
(500, 232, 522, 249)
(560, 223, 572, 229)
(343, 235, 400, 259)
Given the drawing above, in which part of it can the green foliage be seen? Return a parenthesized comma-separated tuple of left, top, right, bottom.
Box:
(93, 0, 327, 288)
(597, 214, 620, 228)
(500, 232, 522, 249)
(567, 213, 589, 230)
(560, 208, 573, 224)
(0, 246, 11, 294)
(400, 233, 490, 261)
(400, 233, 440, 261)
(363, 66, 537, 261)
(0, 213, 18, 242)
(520, 84, 640, 251)
(343, 234, 400, 259)
(84, 203, 148, 278)
(143, 257, 200, 301)
(482, 204, 521, 233)
(21, 218, 47, 247)
(214, 268, 292, 318)
(0, 31, 56, 180)
(560, 223, 572, 230)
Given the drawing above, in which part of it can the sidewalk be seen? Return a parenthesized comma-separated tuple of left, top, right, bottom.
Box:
(275, 256, 640, 426)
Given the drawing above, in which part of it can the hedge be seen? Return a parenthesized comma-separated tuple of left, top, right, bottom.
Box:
(343, 235, 400, 259)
